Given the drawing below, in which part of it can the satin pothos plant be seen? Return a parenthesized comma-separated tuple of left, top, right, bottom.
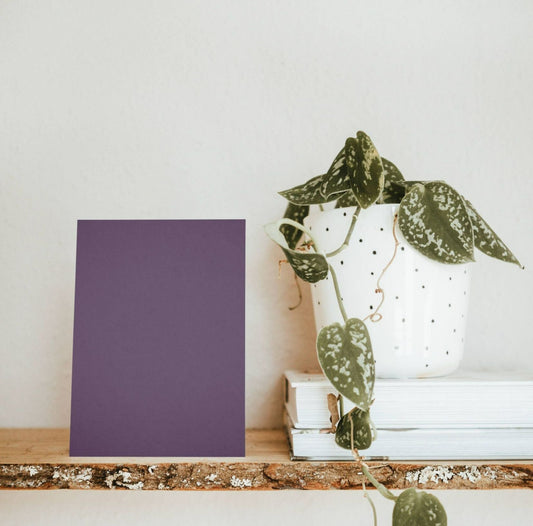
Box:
(265, 131, 521, 526)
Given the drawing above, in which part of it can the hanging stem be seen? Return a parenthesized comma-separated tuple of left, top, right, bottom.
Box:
(363, 481, 378, 526)
(361, 464, 397, 502)
(288, 272, 303, 311)
(326, 207, 361, 258)
(328, 264, 347, 323)
(363, 213, 400, 323)
(350, 415, 397, 502)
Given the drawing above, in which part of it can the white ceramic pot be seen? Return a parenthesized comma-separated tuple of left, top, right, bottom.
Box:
(304, 204, 471, 378)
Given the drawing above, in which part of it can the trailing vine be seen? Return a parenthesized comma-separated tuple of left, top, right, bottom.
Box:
(266, 131, 522, 525)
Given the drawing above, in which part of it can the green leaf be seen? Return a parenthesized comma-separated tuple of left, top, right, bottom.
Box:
(381, 158, 405, 204)
(335, 407, 374, 450)
(321, 146, 352, 199)
(264, 220, 329, 283)
(393, 488, 447, 526)
(279, 174, 337, 205)
(280, 203, 310, 249)
(398, 182, 475, 264)
(346, 132, 384, 209)
(316, 318, 375, 410)
(335, 190, 358, 208)
(465, 200, 522, 268)
(389, 179, 426, 198)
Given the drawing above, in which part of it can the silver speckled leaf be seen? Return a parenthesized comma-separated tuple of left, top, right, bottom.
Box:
(398, 182, 475, 264)
(335, 407, 374, 450)
(279, 174, 337, 205)
(393, 489, 447, 526)
(264, 221, 328, 283)
(321, 146, 352, 199)
(317, 318, 375, 410)
(280, 203, 310, 249)
(382, 157, 405, 203)
(346, 132, 384, 209)
(465, 200, 522, 267)
(335, 190, 358, 208)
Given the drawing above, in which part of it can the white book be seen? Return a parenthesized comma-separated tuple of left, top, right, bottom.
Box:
(284, 369, 533, 429)
(284, 413, 533, 461)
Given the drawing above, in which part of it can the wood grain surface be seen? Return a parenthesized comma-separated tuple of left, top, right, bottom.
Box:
(1, 429, 531, 490)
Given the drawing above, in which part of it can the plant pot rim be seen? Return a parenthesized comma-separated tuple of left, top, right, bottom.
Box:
(307, 203, 399, 221)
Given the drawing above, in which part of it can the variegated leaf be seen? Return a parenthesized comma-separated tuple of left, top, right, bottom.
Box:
(393, 489, 447, 526)
(316, 318, 375, 410)
(398, 182, 475, 264)
(335, 190, 358, 208)
(264, 221, 328, 283)
(348, 133, 385, 207)
(381, 157, 405, 204)
(321, 146, 352, 199)
(346, 132, 384, 209)
(279, 174, 337, 205)
(280, 203, 310, 249)
(335, 407, 374, 450)
(465, 200, 522, 267)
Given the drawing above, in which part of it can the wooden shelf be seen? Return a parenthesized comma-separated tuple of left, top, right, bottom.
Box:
(1, 429, 531, 490)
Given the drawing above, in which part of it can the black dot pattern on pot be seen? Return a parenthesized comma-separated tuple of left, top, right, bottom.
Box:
(311, 221, 469, 369)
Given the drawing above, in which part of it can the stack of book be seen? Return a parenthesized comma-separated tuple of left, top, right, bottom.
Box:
(284, 370, 533, 460)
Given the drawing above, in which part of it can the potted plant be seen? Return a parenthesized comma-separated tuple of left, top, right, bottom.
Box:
(265, 131, 522, 525)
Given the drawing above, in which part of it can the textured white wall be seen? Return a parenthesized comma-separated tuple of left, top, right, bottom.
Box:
(1, 0, 532, 523)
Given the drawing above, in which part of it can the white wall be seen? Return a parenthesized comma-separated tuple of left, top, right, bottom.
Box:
(0, 490, 532, 525)
(1, 0, 532, 523)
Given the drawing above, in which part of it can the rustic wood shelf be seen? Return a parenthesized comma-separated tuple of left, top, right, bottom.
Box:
(0, 429, 531, 491)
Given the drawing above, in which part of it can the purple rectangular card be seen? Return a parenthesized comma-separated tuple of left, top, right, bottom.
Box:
(70, 220, 245, 457)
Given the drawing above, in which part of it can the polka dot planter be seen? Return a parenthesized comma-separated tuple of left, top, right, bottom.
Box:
(304, 204, 471, 378)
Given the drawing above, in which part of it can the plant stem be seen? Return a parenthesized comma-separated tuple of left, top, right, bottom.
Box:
(328, 264, 347, 323)
(363, 483, 378, 526)
(288, 272, 302, 311)
(339, 395, 344, 417)
(276, 218, 322, 253)
(326, 206, 360, 258)
(361, 463, 397, 502)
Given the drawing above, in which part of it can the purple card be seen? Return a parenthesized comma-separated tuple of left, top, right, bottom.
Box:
(70, 220, 245, 457)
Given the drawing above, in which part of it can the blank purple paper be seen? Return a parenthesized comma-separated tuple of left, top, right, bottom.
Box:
(70, 220, 245, 457)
